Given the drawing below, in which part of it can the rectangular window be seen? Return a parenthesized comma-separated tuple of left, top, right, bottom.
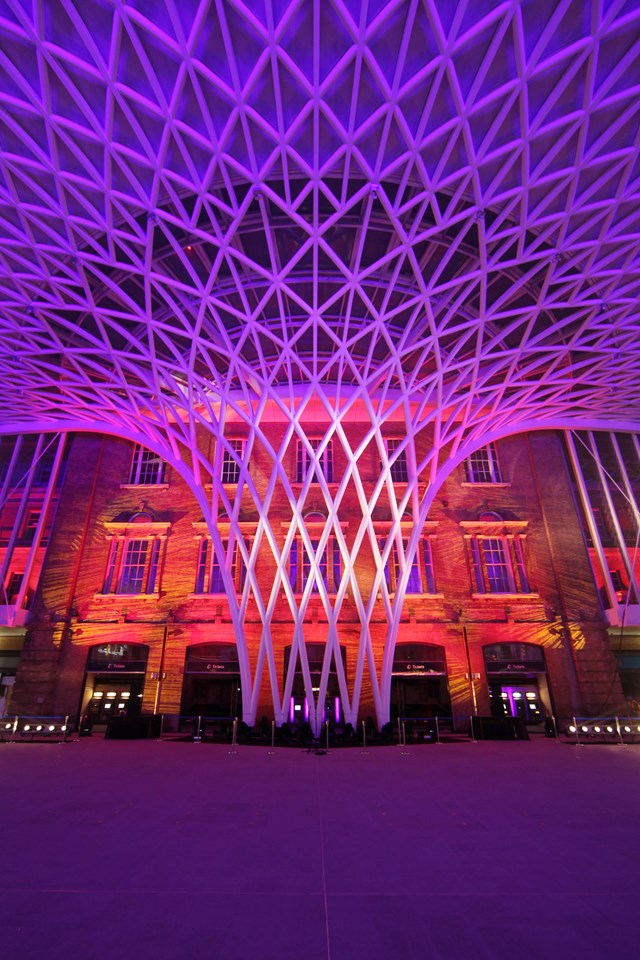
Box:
(482, 538, 513, 592)
(221, 439, 244, 484)
(102, 538, 162, 595)
(385, 438, 409, 483)
(470, 537, 530, 594)
(4, 571, 23, 603)
(118, 539, 149, 594)
(465, 443, 502, 483)
(129, 445, 166, 485)
(296, 439, 333, 483)
(193, 538, 246, 594)
(290, 538, 340, 594)
(22, 511, 40, 544)
(378, 537, 436, 594)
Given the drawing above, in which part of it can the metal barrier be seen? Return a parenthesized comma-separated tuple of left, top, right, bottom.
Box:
(564, 716, 640, 745)
(396, 716, 466, 744)
(0, 716, 72, 743)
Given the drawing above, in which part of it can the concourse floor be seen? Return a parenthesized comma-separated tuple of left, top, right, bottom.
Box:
(1, 736, 638, 960)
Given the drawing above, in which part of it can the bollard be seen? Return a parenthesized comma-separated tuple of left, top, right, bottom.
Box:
(268, 719, 276, 754)
(325, 721, 330, 754)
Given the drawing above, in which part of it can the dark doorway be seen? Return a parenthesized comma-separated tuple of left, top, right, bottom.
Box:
(180, 643, 242, 719)
(390, 642, 451, 719)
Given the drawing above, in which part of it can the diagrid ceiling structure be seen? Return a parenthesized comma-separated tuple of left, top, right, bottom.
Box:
(1, 0, 640, 728)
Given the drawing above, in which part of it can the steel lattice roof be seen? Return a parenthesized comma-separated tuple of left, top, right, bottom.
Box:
(1, 0, 640, 446)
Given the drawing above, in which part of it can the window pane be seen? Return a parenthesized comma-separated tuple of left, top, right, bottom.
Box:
(332, 540, 341, 592)
(221, 440, 243, 484)
(379, 537, 392, 590)
(466, 444, 501, 483)
(386, 438, 408, 483)
(210, 542, 226, 593)
(405, 542, 422, 593)
(297, 439, 333, 483)
(103, 541, 120, 593)
(483, 538, 512, 592)
(146, 539, 161, 593)
(130, 445, 165, 484)
(423, 540, 436, 593)
(118, 540, 148, 594)
(195, 539, 208, 593)
(289, 539, 299, 592)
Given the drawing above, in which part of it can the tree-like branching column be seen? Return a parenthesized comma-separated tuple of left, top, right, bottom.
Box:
(1, 1, 640, 728)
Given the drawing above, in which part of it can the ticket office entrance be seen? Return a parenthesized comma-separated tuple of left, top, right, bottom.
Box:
(83, 643, 148, 725)
(180, 643, 242, 720)
(284, 643, 347, 729)
(484, 643, 551, 727)
(390, 643, 451, 719)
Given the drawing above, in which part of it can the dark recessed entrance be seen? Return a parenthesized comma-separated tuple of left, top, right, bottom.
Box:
(284, 643, 347, 727)
(180, 643, 241, 719)
(391, 643, 451, 718)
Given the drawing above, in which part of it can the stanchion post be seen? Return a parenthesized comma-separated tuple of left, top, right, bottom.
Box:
(573, 716, 581, 746)
(268, 719, 275, 754)
(64, 714, 71, 741)
(469, 715, 477, 742)
(361, 719, 368, 754)
(325, 721, 330, 754)
(229, 717, 238, 754)
(615, 716, 626, 746)
(434, 716, 442, 745)
(194, 715, 202, 743)
(397, 717, 402, 746)
(400, 721, 410, 754)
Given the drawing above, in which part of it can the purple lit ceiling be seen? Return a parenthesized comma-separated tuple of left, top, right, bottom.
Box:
(0, 0, 639, 448)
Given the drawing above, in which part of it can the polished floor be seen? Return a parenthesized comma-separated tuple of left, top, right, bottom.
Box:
(1, 736, 638, 960)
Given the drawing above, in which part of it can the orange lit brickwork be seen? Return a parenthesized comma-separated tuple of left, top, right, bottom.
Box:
(11, 425, 625, 729)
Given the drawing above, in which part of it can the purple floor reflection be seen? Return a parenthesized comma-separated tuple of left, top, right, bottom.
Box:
(2, 738, 638, 960)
